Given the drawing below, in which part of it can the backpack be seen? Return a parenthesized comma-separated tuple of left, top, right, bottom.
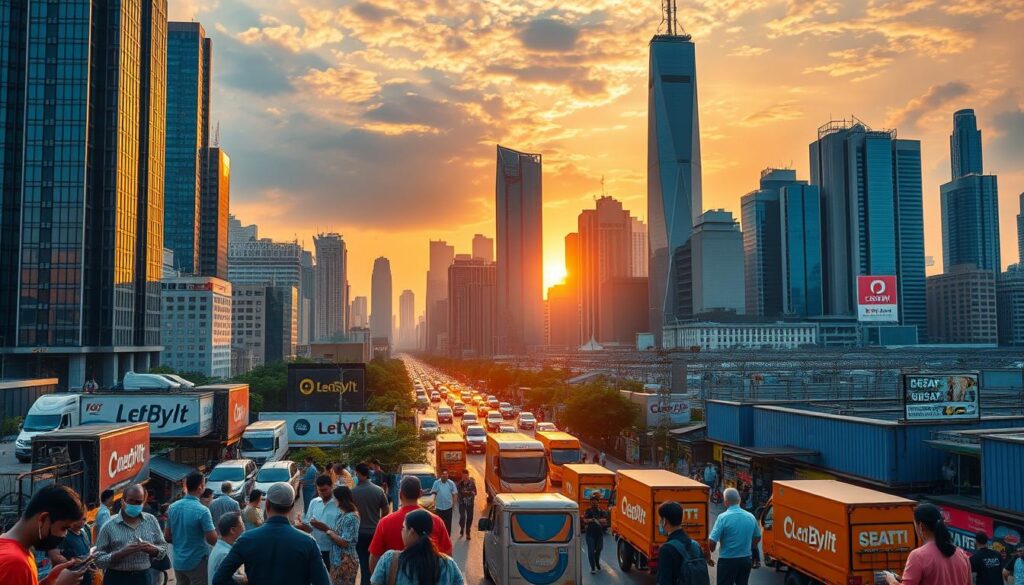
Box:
(666, 538, 711, 585)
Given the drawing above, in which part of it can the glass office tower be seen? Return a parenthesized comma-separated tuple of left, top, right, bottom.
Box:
(780, 185, 824, 317)
(647, 33, 702, 341)
(0, 0, 168, 387)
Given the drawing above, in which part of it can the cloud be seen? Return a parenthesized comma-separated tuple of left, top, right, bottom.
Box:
(730, 45, 770, 57)
(888, 81, 972, 128)
(988, 98, 1024, 167)
(743, 101, 804, 126)
(518, 18, 580, 52)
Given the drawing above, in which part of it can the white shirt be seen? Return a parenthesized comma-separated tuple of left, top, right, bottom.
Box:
(305, 496, 341, 551)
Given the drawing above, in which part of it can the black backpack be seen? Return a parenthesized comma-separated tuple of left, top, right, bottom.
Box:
(666, 539, 711, 585)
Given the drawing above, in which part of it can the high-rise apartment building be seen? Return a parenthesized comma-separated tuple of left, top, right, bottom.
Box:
(314, 234, 348, 341)
(780, 184, 824, 317)
(398, 290, 415, 350)
(371, 257, 393, 344)
(997, 268, 1024, 347)
(228, 235, 304, 354)
(426, 240, 455, 351)
(230, 283, 298, 373)
(689, 211, 745, 316)
(741, 169, 806, 317)
(0, 0, 168, 388)
(448, 256, 497, 357)
(351, 297, 369, 328)
(229, 215, 258, 244)
(546, 233, 583, 348)
(164, 22, 209, 275)
(940, 110, 1000, 274)
(630, 218, 649, 278)
(161, 276, 232, 378)
(578, 197, 642, 343)
(473, 234, 494, 262)
(810, 118, 926, 337)
(496, 145, 544, 353)
(299, 250, 315, 346)
(199, 147, 230, 279)
(1018, 193, 1024, 267)
(927, 265, 998, 344)
(648, 26, 702, 339)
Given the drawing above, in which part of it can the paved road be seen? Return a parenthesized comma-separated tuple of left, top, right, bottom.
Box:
(408, 357, 786, 585)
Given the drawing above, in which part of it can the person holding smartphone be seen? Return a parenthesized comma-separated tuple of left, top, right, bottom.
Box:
(884, 504, 969, 585)
(95, 484, 168, 585)
(0, 484, 88, 585)
(47, 516, 94, 585)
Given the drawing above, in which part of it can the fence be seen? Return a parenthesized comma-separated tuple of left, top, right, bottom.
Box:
(0, 461, 86, 532)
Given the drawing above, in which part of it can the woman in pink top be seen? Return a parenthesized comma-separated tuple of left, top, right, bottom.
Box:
(886, 504, 970, 585)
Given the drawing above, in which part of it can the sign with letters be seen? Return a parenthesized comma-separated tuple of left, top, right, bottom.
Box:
(857, 275, 899, 322)
(286, 363, 367, 412)
(902, 373, 979, 421)
(260, 411, 395, 446)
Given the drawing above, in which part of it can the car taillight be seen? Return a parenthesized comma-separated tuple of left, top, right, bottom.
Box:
(848, 577, 862, 585)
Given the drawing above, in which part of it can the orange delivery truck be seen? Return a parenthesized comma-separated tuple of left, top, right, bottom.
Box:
(612, 469, 708, 573)
(535, 430, 581, 485)
(562, 463, 615, 531)
(435, 433, 467, 480)
(759, 480, 917, 585)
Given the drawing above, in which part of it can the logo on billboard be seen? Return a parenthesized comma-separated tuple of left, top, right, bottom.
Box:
(86, 403, 102, 413)
(857, 275, 899, 322)
(108, 444, 147, 479)
(784, 516, 838, 553)
(287, 364, 367, 412)
(903, 373, 980, 421)
(294, 419, 311, 436)
(298, 378, 359, 396)
(620, 496, 647, 526)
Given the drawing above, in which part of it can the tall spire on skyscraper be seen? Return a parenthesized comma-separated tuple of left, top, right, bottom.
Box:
(660, 0, 691, 39)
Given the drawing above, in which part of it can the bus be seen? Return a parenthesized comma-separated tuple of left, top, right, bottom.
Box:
(535, 431, 581, 485)
(484, 433, 547, 501)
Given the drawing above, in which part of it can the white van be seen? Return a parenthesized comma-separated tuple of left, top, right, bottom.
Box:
(239, 420, 288, 465)
(479, 493, 581, 585)
(121, 372, 180, 391)
(15, 394, 81, 462)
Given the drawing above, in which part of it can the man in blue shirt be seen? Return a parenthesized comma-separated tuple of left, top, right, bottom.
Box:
(93, 489, 114, 540)
(166, 472, 218, 585)
(429, 470, 458, 535)
(708, 488, 761, 585)
(212, 482, 329, 585)
(301, 457, 319, 514)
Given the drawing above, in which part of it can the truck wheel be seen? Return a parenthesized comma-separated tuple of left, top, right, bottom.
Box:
(617, 539, 634, 572)
(784, 570, 808, 585)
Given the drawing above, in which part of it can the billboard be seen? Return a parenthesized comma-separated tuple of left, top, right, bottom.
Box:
(80, 392, 215, 437)
(857, 275, 898, 322)
(98, 425, 150, 494)
(903, 373, 980, 421)
(259, 411, 396, 446)
(621, 391, 693, 428)
(939, 505, 1022, 555)
(286, 363, 367, 412)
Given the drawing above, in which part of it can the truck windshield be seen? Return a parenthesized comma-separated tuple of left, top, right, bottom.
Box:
(241, 436, 274, 451)
(22, 414, 60, 432)
(499, 455, 546, 482)
(256, 468, 291, 482)
(551, 448, 581, 465)
(208, 467, 245, 482)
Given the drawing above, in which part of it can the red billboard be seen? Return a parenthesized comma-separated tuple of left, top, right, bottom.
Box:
(857, 275, 898, 322)
(228, 386, 250, 440)
(98, 426, 150, 494)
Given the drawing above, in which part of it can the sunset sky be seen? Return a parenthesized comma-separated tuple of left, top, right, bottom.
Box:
(172, 0, 1024, 317)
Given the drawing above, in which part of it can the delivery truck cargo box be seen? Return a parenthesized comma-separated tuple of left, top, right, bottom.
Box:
(79, 392, 215, 438)
(612, 469, 708, 572)
(763, 480, 917, 585)
(31, 423, 150, 509)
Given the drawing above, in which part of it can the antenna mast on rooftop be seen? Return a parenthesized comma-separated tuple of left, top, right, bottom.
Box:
(660, 0, 690, 39)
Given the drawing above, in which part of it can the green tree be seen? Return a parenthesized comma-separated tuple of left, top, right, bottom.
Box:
(560, 382, 640, 451)
(231, 362, 288, 412)
(336, 423, 427, 469)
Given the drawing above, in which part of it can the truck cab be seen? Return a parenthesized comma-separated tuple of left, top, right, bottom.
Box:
(479, 493, 581, 585)
(240, 420, 288, 465)
(16, 394, 81, 462)
(485, 433, 548, 501)
(435, 433, 467, 481)
(535, 431, 582, 485)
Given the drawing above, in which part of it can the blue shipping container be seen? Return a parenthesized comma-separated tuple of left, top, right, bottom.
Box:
(981, 434, 1024, 514)
(707, 401, 755, 446)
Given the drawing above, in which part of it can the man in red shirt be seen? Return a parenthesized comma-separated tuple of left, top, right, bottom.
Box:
(367, 476, 452, 573)
(0, 485, 88, 585)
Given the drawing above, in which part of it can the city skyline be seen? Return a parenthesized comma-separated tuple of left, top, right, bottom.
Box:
(170, 1, 1024, 317)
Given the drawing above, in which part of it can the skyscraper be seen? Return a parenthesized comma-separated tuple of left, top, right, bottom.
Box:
(689, 211, 745, 316)
(426, 240, 454, 351)
(473, 234, 494, 262)
(448, 256, 497, 357)
(927, 265, 998, 344)
(351, 296, 369, 328)
(647, 18, 702, 341)
(940, 110, 1000, 275)
(299, 250, 315, 345)
(810, 118, 926, 337)
(314, 234, 348, 341)
(164, 22, 210, 275)
(228, 234, 304, 356)
(546, 233, 583, 348)
(199, 147, 230, 279)
(951, 108, 983, 179)
(371, 257, 393, 344)
(0, 0, 168, 388)
(630, 218, 649, 278)
(780, 184, 824, 317)
(496, 145, 544, 353)
(578, 196, 637, 343)
(398, 290, 415, 350)
(1018, 193, 1024, 267)
(741, 169, 805, 317)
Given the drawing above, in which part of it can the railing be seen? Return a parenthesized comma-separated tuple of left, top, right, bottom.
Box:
(0, 461, 86, 532)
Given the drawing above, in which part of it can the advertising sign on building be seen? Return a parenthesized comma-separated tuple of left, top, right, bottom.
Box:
(98, 426, 150, 494)
(857, 275, 899, 322)
(80, 393, 215, 437)
(939, 505, 1022, 554)
(286, 364, 367, 412)
(621, 391, 693, 428)
(259, 412, 395, 446)
(902, 373, 980, 421)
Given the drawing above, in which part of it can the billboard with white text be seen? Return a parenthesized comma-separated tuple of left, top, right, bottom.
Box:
(857, 275, 899, 322)
(259, 411, 396, 446)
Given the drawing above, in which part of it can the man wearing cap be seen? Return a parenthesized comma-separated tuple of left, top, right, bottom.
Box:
(211, 483, 329, 585)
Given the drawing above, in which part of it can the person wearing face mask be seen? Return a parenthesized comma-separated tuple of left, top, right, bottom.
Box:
(94, 484, 168, 585)
(47, 516, 94, 585)
(657, 501, 711, 585)
(0, 484, 87, 585)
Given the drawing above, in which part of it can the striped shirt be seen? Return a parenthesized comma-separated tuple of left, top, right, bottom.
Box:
(95, 512, 168, 571)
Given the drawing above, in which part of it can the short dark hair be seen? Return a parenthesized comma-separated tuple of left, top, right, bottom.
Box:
(315, 474, 334, 488)
(354, 463, 370, 478)
(658, 501, 683, 526)
(976, 531, 989, 546)
(100, 489, 115, 503)
(217, 512, 242, 536)
(304, 456, 314, 463)
(23, 485, 84, 523)
(185, 472, 205, 492)
(248, 490, 264, 504)
(371, 459, 381, 466)
(399, 476, 422, 500)
(201, 488, 214, 499)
